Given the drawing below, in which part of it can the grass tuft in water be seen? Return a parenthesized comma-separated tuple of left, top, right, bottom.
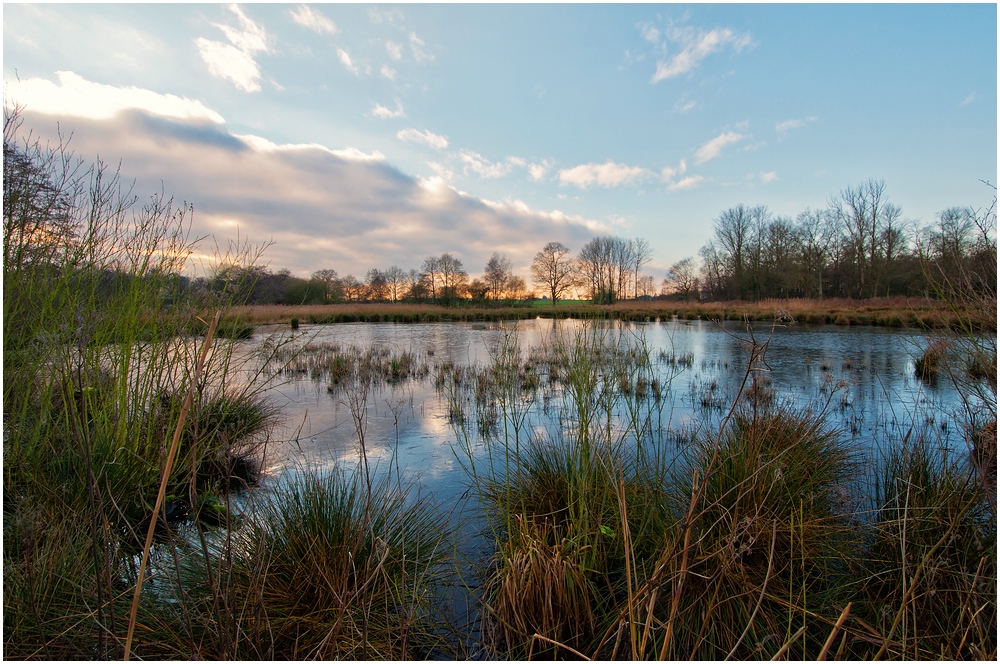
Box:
(214, 470, 452, 659)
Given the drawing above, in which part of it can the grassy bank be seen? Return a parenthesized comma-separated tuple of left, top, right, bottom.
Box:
(217, 296, 992, 331)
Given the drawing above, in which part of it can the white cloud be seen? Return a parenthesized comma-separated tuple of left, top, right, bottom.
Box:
(409, 32, 433, 62)
(528, 160, 553, 182)
(427, 161, 454, 181)
(196, 39, 261, 92)
(386, 40, 403, 61)
(396, 127, 449, 150)
(668, 175, 705, 191)
(775, 116, 817, 133)
(380, 65, 398, 81)
(237, 133, 384, 161)
(661, 159, 687, 181)
(337, 48, 359, 75)
(290, 5, 337, 34)
(197, 4, 270, 92)
(695, 131, 745, 164)
(558, 161, 649, 188)
(371, 99, 405, 119)
(759, 171, 778, 183)
(216, 4, 268, 54)
(4, 71, 226, 123)
(651, 26, 752, 83)
(661, 159, 702, 190)
(640, 23, 660, 43)
(459, 151, 512, 179)
(960, 92, 977, 106)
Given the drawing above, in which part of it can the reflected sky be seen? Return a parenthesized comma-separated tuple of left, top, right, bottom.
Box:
(247, 318, 969, 502)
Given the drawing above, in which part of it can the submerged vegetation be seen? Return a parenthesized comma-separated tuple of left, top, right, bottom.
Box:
(4, 108, 995, 661)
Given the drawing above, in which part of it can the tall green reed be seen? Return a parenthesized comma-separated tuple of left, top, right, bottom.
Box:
(3, 105, 277, 659)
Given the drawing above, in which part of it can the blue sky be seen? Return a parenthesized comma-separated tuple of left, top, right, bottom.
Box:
(4, 3, 996, 281)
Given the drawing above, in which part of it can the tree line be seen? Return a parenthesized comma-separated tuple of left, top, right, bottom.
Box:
(667, 178, 996, 302)
(200, 234, 666, 307)
(208, 178, 994, 308)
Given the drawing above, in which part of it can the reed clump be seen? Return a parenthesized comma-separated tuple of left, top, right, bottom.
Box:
(215, 470, 451, 659)
(478, 433, 675, 659)
(635, 404, 856, 661)
(915, 338, 951, 381)
(856, 443, 996, 659)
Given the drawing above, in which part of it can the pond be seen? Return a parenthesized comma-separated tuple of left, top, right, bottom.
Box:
(246, 317, 969, 505)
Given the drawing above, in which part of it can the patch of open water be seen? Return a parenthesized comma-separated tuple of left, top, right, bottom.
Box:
(246, 318, 967, 502)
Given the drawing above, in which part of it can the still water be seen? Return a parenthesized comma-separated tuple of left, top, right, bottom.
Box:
(243, 318, 968, 504)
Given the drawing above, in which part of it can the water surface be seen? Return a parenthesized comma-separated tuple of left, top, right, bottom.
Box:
(247, 318, 967, 503)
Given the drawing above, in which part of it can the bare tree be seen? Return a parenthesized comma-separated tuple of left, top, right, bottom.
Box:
(467, 277, 489, 300)
(483, 252, 513, 301)
(437, 253, 467, 302)
(699, 242, 725, 299)
(504, 275, 529, 301)
(796, 209, 836, 299)
(578, 235, 636, 304)
(829, 178, 902, 298)
(384, 265, 407, 302)
(341, 274, 364, 301)
(713, 204, 756, 299)
(662, 257, 699, 300)
(530, 241, 577, 305)
(365, 268, 388, 301)
(636, 274, 657, 298)
(631, 238, 653, 299)
(406, 268, 422, 299)
(420, 256, 441, 301)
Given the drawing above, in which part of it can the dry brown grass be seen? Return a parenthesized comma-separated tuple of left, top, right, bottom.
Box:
(608, 296, 986, 329)
(217, 296, 988, 330)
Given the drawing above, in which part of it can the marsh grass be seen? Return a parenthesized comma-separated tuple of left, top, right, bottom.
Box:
(453, 321, 995, 660)
(186, 469, 452, 659)
(855, 442, 997, 660)
(915, 338, 951, 381)
(642, 403, 857, 661)
(3, 106, 282, 659)
(227, 295, 992, 330)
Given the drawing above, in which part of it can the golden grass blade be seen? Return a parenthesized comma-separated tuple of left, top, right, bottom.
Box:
(531, 633, 592, 660)
(769, 625, 808, 661)
(124, 311, 220, 660)
(817, 602, 852, 661)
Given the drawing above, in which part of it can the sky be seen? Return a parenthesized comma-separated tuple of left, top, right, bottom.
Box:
(3, 3, 997, 281)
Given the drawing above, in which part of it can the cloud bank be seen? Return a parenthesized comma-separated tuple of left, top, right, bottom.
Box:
(11, 104, 604, 277)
